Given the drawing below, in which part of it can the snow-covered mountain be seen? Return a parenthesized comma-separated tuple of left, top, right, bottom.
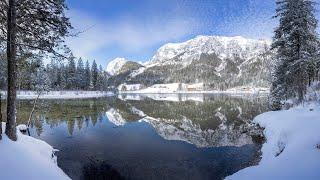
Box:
(106, 58, 128, 76)
(107, 35, 273, 90)
(147, 35, 271, 67)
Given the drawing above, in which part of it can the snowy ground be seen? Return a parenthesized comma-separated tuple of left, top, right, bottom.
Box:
(227, 103, 320, 180)
(0, 123, 70, 179)
(0, 91, 114, 100)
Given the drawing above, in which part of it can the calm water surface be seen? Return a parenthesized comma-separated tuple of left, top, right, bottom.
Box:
(11, 94, 269, 180)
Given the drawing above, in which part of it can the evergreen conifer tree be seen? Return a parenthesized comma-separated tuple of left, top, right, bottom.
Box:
(67, 57, 77, 89)
(0, 0, 72, 140)
(91, 60, 98, 90)
(77, 58, 85, 89)
(85, 60, 91, 90)
(271, 0, 319, 109)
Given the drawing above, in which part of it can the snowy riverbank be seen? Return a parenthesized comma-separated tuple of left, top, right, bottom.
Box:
(0, 123, 70, 179)
(0, 91, 114, 100)
(227, 103, 320, 180)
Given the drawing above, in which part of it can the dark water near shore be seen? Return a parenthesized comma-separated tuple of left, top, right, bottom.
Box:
(8, 94, 269, 180)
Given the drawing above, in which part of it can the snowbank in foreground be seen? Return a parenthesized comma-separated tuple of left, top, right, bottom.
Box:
(1, 91, 114, 100)
(227, 103, 320, 180)
(0, 123, 70, 180)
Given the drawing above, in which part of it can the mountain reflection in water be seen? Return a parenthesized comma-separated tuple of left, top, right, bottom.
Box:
(10, 94, 268, 180)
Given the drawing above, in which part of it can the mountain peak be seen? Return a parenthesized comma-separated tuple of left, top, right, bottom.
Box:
(106, 57, 128, 76)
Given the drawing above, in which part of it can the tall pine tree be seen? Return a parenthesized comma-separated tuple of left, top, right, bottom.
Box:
(85, 60, 91, 90)
(77, 58, 85, 89)
(0, 0, 72, 140)
(271, 0, 319, 110)
(67, 57, 77, 90)
(91, 60, 98, 90)
(97, 65, 106, 90)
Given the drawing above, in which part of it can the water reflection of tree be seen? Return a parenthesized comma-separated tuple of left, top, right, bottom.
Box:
(77, 116, 85, 130)
(67, 119, 76, 135)
(34, 115, 44, 136)
(2, 96, 268, 137)
(2, 98, 111, 136)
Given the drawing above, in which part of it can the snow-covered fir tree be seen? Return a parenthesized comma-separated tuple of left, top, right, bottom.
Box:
(76, 58, 86, 89)
(271, 0, 320, 109)
(0, 0, 72, 140)
(85, 60, 91, 90)
(91, 60, 98, 90)
(56, 63, 64, 89)
(66, 57, 77, 90)
(97, 65, 108, 90)
(30, 61, 51, 93)
(48, 59, 64, 89)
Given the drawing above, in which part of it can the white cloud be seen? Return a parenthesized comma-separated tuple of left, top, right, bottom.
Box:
(65, 10, 199, 61)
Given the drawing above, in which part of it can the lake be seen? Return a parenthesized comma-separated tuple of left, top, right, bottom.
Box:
(9, 93, 269, 180)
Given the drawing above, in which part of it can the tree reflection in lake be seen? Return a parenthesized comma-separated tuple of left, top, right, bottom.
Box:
(4, 94, 268, 180)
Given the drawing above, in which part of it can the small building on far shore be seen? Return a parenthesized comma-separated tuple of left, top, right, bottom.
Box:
(118, 83, 204, 93)
(186, 83, 204, 91)
(118, 84, 144, 92)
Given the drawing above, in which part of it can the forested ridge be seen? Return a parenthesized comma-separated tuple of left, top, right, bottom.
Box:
(0, 56, 109, 91)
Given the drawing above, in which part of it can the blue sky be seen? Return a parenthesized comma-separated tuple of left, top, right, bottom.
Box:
(64, 0, 300, 67)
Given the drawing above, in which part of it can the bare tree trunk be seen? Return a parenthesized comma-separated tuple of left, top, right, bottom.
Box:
(5, 0, 17, 141)
(25, 93, 41, 136)
(27, 93, 40, 127)
(298, 70, 306, 102)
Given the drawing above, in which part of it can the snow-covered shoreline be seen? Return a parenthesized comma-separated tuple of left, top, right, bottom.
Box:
(119, 90, 269, 95)
(0, 123, 70, 179)
(0, 91, 114, 100)
(118, 83, 269, 95)
(227, 103, 320, 180)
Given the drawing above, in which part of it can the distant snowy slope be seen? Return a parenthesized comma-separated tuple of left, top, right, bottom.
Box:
(106, 58, 128, 76)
